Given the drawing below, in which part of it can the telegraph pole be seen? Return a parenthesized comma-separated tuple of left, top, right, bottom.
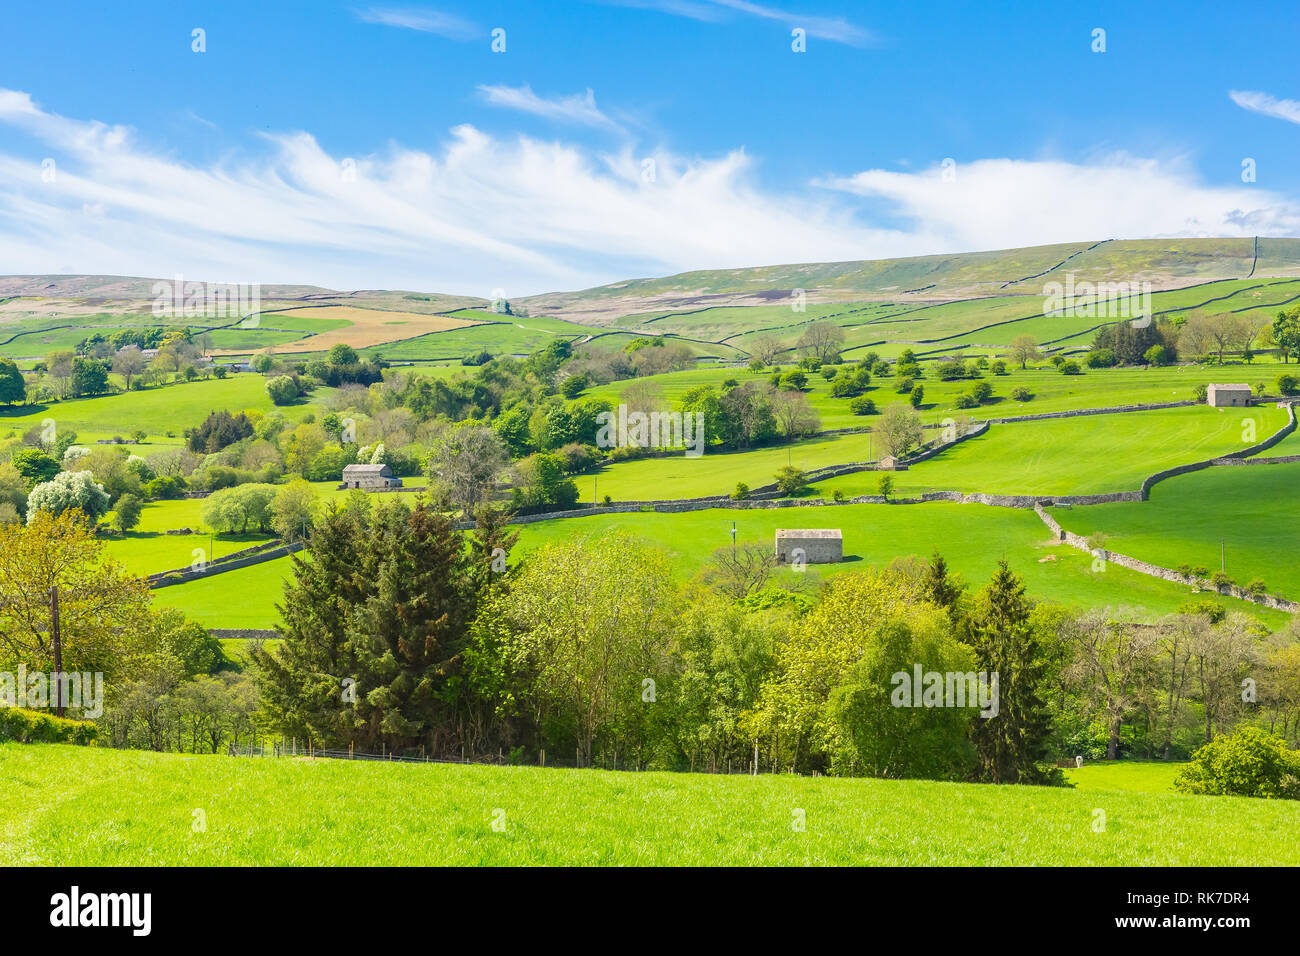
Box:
(50, 585, 64, 717)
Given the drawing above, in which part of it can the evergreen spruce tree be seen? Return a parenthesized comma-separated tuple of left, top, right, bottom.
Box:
(255, 502, 371, 746)
(921, 551, 964, 610)
(965, 560, 1059, 784)
(257, 496, 480, 755)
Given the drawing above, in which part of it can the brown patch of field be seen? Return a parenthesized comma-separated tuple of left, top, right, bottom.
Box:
(212, 306, 482, 354)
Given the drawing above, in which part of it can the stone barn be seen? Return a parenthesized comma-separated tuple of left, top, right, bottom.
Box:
(1206, 384, 1252, 408)
(340, 463, 403, 490)
(775, 529, 843, 565)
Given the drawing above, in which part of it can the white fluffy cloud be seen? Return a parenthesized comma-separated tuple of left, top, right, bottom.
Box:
(819, 154, 1299, 253)
(0, 90, 1296, 295)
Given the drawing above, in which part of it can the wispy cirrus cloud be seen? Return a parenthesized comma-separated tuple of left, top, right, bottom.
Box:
(477, 85, 623, 132)
(614, 0, 875, 47)
(1230, 89, 1300, 126)
(353, 6, 476, 40)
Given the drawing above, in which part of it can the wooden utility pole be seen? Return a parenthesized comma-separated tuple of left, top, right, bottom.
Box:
(49, 586, 63, 717)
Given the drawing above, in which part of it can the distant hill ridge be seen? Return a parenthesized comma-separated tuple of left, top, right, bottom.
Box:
(4, 237, 1299, 326)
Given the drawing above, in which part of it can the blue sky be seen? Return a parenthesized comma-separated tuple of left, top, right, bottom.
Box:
(1, 0, 1298, 294)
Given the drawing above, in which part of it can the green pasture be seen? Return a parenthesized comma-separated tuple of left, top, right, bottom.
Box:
(153, 496, 1290, 631)
(153, 557, 291, 629)
(813, 404, 1288, 498)
(1, 744, 1294, 865)
(1050, 461, 1300, 600)
(105, 531, 275, 577)
(580, 358, 1293, 435)
(1064, 761, 1181, 794)
(510, 504, 1289, 627)
(0, 375, 328, 443)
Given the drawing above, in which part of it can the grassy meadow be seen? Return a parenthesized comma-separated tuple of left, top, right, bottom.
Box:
(1, 743, 1292, 866)
(0, 373, 328, 445)
(1050, 461, 1300, 600)
(814, 404, 1287, 498)
(157, 496, 1293, 631)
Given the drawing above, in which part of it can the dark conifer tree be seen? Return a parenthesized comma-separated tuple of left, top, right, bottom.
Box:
(965, 560, 1060, 785)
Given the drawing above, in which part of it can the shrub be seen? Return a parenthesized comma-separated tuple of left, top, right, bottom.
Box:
(111, 492, 143, 532)
(953, 394, 978, 409)
(1144, 344, 1168, 366)
(1194, 383, 1209, 402)
(1059, 360, 1082, 375)
(936, 359, 966, 381)
(560, 373, 588, 398)
(144, 475, 187, 500)
(990, 360, 1007, 375)
(1086, 348, 1117, 368)
(894, 376, 915, 394)
(832, 489, 846, 502)
(909, 385, 924, 408)
(849, 396, 878, 416)
(186, 410, 254, 454)
(1173, 727, 1300, 799)
(830, 366, 870, 397)
(1179, 598, 1225, 623)
(779, 370, 808, 391)
(1210, 570, 1235, 592)
(0, 708, 98, 745)
(1010, 386, 1032, 402)
(731, 482, 749, 500)
(1278, 374, 1299, 396)
(877, 474, 894, 500)
(969, 380, 993, 402)
(266, 375, 300, 406)
(1245, 578, 1268, 597)
(1050, 354, 1065, 368)
(774, 466, 808, 497)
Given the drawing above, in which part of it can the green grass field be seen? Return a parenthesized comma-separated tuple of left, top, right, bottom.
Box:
(156, 493, 1292, 630)
(0, 374, 327, 444)
(1050, 461, 1300, 600)
(582, 360, 1292, 434)
(1, 744, 1291, 865)
(815, 404, 1287, 498)
(510, 505, 1289, 626)
(574, 403, 1284, 502)
(1064, 761, 1181, 793)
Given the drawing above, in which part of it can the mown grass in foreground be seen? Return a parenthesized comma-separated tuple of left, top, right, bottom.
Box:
(1, 744, 1295, 866)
